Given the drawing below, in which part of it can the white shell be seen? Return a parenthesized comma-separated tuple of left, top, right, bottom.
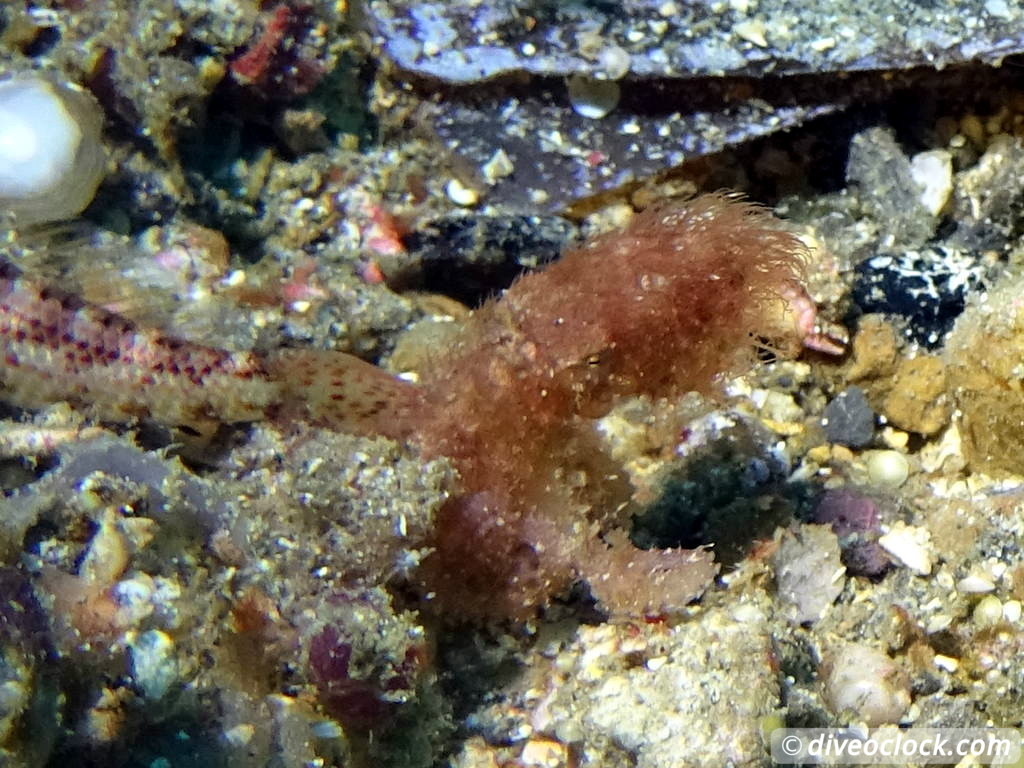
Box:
(567, 74, 621, 119)
(0, 73, 106, 225)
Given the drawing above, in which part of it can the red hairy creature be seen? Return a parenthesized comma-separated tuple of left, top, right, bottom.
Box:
(404, 194, 813, 619)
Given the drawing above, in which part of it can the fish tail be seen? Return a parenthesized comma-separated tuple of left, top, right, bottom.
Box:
(262, 349, 420, 439)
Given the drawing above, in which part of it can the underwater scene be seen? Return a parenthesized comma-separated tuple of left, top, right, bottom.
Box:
(3, 1, 1024, 766)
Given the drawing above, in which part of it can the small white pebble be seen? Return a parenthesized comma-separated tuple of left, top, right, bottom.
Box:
(130, 630, 178, 700)
(645, 656, 667, 671)
(973, 595, 1004, 628)
(446, 178, 479, 207)
(598, 45, 631, 80)
(521, 738, 567, 767)
(482, 148, 514, 183)
(112, 575, 156, 626)
(734, 19, 768, 47)
(921, 596, 943, 612)
(909, 150, 953, 216)
(985, 0, 1012, 19)
(933, 654, 959, 673)
(880, 427, 909, 450)
(512, 723, 534, 741)
(879, 523, 933, 575)
(222, 269, 246, 287)
(957, 574, 996, 593)
(865, 450, 910, 487)
(1003, 600, 1022, 623)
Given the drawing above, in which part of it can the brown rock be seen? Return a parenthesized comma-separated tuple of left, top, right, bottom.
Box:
(882, 355, 949, 435)
(848, 315, 900, 383)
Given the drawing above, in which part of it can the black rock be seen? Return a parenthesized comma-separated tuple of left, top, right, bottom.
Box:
(405, 214, 577, 306)
(851, 247, 986, 348)
(822, 386, 875, 448)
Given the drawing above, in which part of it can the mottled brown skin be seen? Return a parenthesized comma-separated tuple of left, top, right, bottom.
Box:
(407, 195, 808, 619)
(0, 258, 279, 430)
